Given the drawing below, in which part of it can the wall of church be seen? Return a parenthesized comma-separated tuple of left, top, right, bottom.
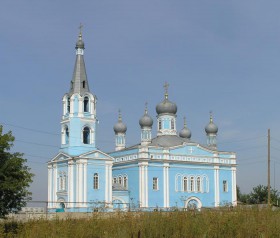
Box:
(112, 164, 139, 207)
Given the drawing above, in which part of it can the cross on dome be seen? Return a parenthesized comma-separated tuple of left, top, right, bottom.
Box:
(164, 82, 169, 99)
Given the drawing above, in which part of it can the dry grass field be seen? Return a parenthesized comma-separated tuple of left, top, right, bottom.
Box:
(1, 207, 280, 237)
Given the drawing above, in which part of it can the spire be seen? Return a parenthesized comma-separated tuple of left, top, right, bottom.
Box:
(69, 24, 90, 95)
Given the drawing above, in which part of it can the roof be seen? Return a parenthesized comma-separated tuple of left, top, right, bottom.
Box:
(69, 33, 90, 95)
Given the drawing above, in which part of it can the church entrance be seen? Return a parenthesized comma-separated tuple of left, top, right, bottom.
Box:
(184, 197, 202, 211)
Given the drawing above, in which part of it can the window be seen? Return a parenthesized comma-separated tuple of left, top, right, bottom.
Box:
(183, 177, 188, 191)
(197, 177, 201, 192)
(83, 127, 90, 144)
(124, 176, 128, 189)
(67, 97, 71, 113)
(159, 120, 162, 130)
(190, 176, 194, 192)
(58, 173, 66, 191)
(65, 127, 69, 144)
(113, 177, 117, 184)
(82, 81, 86, 88)
(171, 119, 174, 130)
(93, 173, 99, 189)
(153, 177, 158, 190)
(84, 97, 89, 112)
(223, 180, 228, 192)
(118, 176, 122, 185)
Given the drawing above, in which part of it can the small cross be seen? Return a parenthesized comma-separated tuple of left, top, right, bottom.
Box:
(164, 82, 169, 94)
(188, 147, 194, 154)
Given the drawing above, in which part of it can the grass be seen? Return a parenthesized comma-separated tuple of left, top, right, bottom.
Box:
(1, 207, 280, 237)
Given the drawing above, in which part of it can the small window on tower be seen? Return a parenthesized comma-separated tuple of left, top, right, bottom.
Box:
(159, 120, 162, 130)
(83, 127, 90, 144)
(67, 97, 71, 113)
(65, 127, 69, 144)
(84, 97, 89, 112)
(171, 119, 175, 130)
(82, 81, 86, 88)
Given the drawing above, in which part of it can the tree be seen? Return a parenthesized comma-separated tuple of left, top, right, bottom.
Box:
(248, 185, 279, 205)
(237, 185, 280, 205)
(0, 125, 33, 217)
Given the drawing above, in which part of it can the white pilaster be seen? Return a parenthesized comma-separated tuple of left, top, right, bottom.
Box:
(68, 161, 74, 208)
(48, 164, 53, 208)
(138, 162, 148, 207)
(163, 163, 170, 208)
(105, 163, 108, 203)
(232, 167, 237, 206)
(78, 97, 83, 117)
(214, 165, 220, 207)
(83, 160, 87, 206)
(53, 164, 57, 207)
(145, 165, 148, 207)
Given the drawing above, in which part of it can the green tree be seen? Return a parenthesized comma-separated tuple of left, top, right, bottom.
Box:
(0, 125, 33, 218)
(248, 185, 279, 205)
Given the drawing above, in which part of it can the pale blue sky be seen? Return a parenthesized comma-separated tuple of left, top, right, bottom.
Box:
(1, 1, 280, 201)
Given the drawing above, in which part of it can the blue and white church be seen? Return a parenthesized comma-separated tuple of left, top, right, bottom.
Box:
(48, 30, 237, 212)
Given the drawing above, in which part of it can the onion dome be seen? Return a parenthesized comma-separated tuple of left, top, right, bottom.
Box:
(156, 83, 177, 115)
(76, 24, 85, 49)
(113, 110, 127, 134)
(179, 117, 191, 139)
(139, 103, 153, 128)
(205, 113, 218, 134)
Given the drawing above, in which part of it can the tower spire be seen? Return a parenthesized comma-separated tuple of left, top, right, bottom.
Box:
(69, 25, 90, 95)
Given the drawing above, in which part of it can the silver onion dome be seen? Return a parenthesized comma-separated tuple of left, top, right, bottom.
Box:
(139, 104, 153, 128)
(156, 83, 177, 115)
(76, 25, 85, 49)
(179, 117, 191, 139)
(205, 113, 218, 134)
(113, 110, 127, 134)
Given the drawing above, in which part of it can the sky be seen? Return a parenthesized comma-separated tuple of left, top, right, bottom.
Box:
(1, 0, 280, 202)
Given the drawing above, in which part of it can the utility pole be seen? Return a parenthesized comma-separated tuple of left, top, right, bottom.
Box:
(268, 129, 271, 206)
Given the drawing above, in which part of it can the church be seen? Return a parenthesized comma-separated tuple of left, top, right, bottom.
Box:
(47, 30, 237, 212)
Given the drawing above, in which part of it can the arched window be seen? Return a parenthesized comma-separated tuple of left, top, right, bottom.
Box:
(65, 127, 69, 144)
(197, 177, 201, 192)
(123, 176, 128, 189)
(84, 96, 89, 112)
(190, 176, 194, 192)
(183, 177, 188, 192)
(171, 119, 175, 130)
(67, 97, 71, 113)
(93, 173, 99, 189)
(118, 176, 122, 185)
(159, 120, 162, 130)
(83, 127, 90, 144)
(113, 177, 117, 184)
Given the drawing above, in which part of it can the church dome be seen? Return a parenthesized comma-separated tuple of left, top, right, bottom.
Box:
(156, 98, 177, 115)
(76, 33, 85, 49)
(139, 105, 153, 128)
(179, 117, 191, 139)
(156, 83, 177, 115)
(113, 111, 127, 134)
(205, 114, 218, 134)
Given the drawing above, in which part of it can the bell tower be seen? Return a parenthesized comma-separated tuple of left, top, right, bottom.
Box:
(60, 27, 97, 156)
